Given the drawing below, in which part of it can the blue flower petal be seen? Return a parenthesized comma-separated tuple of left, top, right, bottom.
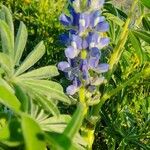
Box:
(79, 12, 90, 33)
(90, 47, 101, 58)
(73, 77, 81, 87)
(96, 21, 109, 32)
(66, 85, 78, 95)
(65, 46, 79, 59)
(95, 63, 109, 73)
(59, 33, 70, 45)
(71, 34, 82, 49)
(89, 57, 99, 69)
(98, 37, 110, 48)
(58, 61, 70, 71)
(68, 5, 80, 26)
(82, 39, 88, 49)
(59, 14, 72, 26)
(90, 11, 105, 27)
(87, 32, 100, 48)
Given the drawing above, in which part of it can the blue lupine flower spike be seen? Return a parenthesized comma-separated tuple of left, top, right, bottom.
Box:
(58, 0, 109, 95)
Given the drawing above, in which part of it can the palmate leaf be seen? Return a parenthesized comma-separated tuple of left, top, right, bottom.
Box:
(18, 65, 59, 79)
(14, 22, 28, 65)
(21, 114, 46, 150)
(0, 85, 21, 112)
(15, 41, 45, 76)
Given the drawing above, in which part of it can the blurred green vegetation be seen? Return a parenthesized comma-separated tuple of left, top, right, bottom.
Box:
(0, 0, 149, 149)
(0, 0, 67, 65)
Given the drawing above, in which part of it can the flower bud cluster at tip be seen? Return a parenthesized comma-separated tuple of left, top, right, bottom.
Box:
(58, 0, 110, 95)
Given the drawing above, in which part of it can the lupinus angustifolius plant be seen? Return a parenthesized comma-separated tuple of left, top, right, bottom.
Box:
(58, 0, 110, 148)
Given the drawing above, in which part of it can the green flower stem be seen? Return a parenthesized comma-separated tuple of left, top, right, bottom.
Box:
(78, 87, 86, 114)
(79, 87, 95, 149)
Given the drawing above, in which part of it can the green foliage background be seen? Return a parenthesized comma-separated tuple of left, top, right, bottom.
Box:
(0, 0, 149, 150)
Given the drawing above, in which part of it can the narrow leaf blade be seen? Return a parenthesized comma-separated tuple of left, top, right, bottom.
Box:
(15, 41, 45, 76)
(14, 22, 28, 65)
(18, 65, 59, 79)
(0, 20, 14, 57)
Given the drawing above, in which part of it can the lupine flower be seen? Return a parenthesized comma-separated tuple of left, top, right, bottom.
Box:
(58, 0, 110, 95)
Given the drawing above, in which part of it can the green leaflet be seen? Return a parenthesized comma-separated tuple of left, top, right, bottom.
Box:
(14, 22, 28, 65)
(13, 84, 29, 112)
(21, 114, 46, 150)
(18, 65, 59, 79)
(0, 53, 12, 75)
(0, 85, 21, 112)
(0, 5, 14, 38)
(0, 78, 14, 94)
(20, 79, 70, 104)
(35, 94, 60, 117)
(15, 41, 45, 76)
(0, 20, 14, 57)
